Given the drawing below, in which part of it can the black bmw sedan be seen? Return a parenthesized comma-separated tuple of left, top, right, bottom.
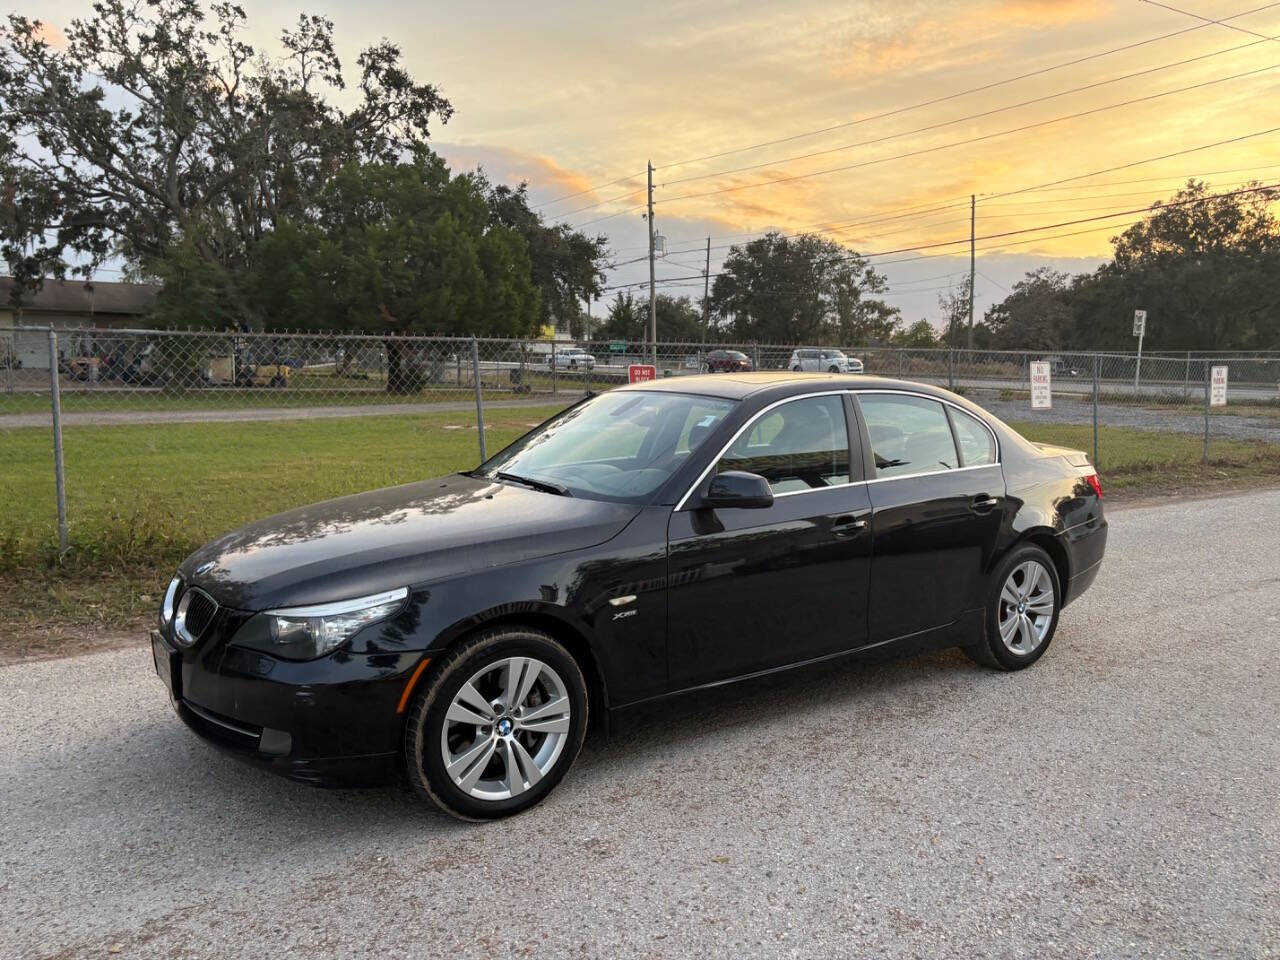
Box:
(152, 373, 1106, 819)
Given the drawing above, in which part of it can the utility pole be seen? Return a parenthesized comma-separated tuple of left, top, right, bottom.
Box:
(701, 236, 711, 345)
(646, 160, 657, 365)
(967, 193, 975, 350)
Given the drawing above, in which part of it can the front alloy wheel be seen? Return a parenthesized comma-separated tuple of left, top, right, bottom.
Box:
(404, 626, 588, 819)
(440, 657, 573, 801)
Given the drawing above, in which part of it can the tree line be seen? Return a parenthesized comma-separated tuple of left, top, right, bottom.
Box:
(0, 0, 607, 387)
(599, 180, 1279, 351)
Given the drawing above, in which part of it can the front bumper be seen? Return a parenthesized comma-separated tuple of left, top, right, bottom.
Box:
(151, 627, 420, 787)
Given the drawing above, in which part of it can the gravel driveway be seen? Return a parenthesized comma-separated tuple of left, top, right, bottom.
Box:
(3, 490, 1278, 959)
(975, 391, 1280, 444)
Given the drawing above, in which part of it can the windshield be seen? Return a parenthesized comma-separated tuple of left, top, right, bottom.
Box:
(477, 391, 735, 502)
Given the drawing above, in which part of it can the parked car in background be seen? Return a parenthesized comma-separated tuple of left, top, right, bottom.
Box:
(152, 372, 1106, 820)
(704, 349, 753, 373)
(547, 347, 596, 370)
(1044, 355, 1081, 378)
(789, 348, 864, 374)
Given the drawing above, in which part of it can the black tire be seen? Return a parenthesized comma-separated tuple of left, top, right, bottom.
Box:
(791, 365, 802, 372)
(962, 543, 1061, 671)
(827, 365, 840, 373)
(403, 626, 589, 820)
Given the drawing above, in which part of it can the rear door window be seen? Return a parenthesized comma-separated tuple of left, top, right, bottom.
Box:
(858, 394, 959, 479)
(947, 407, 997, 467)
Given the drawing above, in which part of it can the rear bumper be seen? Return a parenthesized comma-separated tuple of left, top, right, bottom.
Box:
(1060, 516, 1107, 607)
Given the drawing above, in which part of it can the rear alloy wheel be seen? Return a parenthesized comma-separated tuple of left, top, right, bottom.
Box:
(404, 627, 588, 819)
(963, 544, 1060, 670)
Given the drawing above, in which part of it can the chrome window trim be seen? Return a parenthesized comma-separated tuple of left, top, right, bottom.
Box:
(864, 462, 1001, 484)
(675, 386, 1004, 510)
(674, 390, 854, 511)
(264, 586, 409, 619)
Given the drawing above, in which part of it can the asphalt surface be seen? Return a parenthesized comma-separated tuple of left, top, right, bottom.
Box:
(3, 490, 1278, 959)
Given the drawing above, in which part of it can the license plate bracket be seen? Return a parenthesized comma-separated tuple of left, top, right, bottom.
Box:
(151, 629, 181, 702)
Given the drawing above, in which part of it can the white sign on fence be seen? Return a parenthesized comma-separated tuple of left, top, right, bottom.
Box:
(1133, 309, 1147, 337)
(1210, 365, 1228, 406)
(1030, 360, 1052, 410)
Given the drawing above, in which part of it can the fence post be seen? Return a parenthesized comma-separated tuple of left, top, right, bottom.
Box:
(47, 330, 69, 556)
(471, 337, 486, 463)
(1183, 350, 1191, 401)
(947, 349, 954, 391)
(753, 344, 760, 371)
(1092, 353, 1100, 469)
(1202, 359, 1210, 465)
(551, 341, 557, 396)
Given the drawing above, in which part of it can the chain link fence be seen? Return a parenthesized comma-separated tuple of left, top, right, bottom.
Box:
(4, 324, 1279, 554)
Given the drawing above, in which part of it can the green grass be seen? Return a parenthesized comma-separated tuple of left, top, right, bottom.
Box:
(1, 405, 567, 571)
(2, 412, 1279, 633)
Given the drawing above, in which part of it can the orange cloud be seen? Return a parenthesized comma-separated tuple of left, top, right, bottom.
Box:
(983, 0, 1106, 26)
(34, 21, 67, 49)
(437, 142, 627, 206)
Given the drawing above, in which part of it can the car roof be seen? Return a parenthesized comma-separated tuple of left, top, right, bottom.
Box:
(617, 371, 949, 402)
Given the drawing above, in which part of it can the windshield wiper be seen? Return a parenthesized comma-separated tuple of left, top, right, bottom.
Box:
(495, 471, 572, 497)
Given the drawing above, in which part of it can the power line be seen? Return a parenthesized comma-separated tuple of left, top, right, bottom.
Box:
(982, 126, 1280, 200)
(606, 182, 1279, 291)
(658, 34, 1280, 189)
(653, 0, 1280, 172)
(654, 63, 1280, 206)
(639, 132, 1280, 259)
(533, 172, 646, 210)
(1141, 0, 1280, 42)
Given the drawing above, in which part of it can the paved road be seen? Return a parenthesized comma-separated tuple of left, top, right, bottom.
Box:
(3, 491, 1278, 959)
(0, 396, 570, 429)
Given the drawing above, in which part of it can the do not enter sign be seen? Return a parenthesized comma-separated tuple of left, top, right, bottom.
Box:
(628, 364, 657, 383)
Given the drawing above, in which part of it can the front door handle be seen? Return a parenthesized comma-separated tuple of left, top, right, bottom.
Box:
(971, 495, 1000, 513)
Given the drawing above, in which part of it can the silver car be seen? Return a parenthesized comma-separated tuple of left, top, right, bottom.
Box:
(788, 348, 864, 374)
(546, 347, 596, 370)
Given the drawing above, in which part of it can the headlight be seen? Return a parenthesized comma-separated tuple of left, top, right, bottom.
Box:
(234, 587, 409, 661)
(160, 575, 181, 626)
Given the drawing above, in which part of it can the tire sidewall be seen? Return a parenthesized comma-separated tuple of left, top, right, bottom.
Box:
(984, 544, 1061, 670)
(406, 630, 588, 820)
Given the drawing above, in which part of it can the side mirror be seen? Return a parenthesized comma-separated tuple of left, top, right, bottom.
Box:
(698, 470, 774, 510)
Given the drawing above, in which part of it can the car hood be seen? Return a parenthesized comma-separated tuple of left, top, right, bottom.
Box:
(179, 473, 642, 611)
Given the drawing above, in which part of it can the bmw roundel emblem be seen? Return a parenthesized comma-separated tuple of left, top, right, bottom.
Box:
(194, 561, 215, 576)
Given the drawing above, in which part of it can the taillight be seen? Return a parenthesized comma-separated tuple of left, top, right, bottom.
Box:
(1085, 473, 1103, 499)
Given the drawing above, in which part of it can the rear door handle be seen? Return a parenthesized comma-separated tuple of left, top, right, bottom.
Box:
(971, 495, 1000, 513)
(831, 514, 869, 536)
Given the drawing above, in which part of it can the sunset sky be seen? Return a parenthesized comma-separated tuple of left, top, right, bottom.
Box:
(34, 0, 1280, 325)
